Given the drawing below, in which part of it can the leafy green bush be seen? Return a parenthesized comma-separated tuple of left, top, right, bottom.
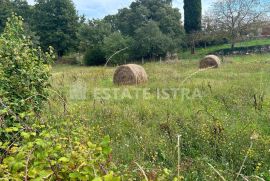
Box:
(0, 120, 118, 180)
(0, 14, 54, 115)
(84, 47, 106, 66)
(103, 32, 131, 65)
(0, 14, 54, 149)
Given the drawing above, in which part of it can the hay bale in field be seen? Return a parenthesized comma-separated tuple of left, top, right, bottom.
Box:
(113, 64, 148, 85)
(199, 55, 221, 69)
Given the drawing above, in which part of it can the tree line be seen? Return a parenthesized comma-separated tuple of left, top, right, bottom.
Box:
(0, 0, 79, 58)
(0, 0, 268, 65)
(0, 0, 197, 65)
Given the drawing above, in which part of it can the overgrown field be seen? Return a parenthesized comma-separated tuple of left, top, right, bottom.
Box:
(49, 53, 270, 180)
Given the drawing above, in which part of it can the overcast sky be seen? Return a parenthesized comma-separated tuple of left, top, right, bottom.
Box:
(27, 0, 212, 19)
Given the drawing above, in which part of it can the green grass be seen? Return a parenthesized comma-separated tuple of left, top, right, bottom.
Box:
(181, 38, 270, 59)
(50, 53, 270, 180)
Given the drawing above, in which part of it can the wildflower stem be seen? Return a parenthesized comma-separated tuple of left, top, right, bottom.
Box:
(177, 134, 181, 179)
(235, 141, 254, 181)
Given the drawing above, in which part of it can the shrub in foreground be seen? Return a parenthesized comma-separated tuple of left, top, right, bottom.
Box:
(0, 14, 54, 158)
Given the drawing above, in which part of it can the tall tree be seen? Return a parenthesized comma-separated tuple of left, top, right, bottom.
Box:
(184, 0, 202, 34)
(115, 5, 149, 36)
(78, 19, 112, 52)
(12, 0, 32, 21)
(132, 21, 172, 59)
(210, 0, 267, 49)
(103, 32, 131, 65)
(0, 0, 13, 33)
(33, 0, 79, 58)
(106, 0, 184, 59)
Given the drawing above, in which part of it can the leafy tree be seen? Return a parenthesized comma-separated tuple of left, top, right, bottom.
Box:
(11, 0, 32, 22)
(105, 0, 184, 59)
(138, 0, 184, 47)
(114, 0, 183, 38)
(103, 14, 118, 32)
(184, 0, 202, 34)
(115, 5, 150, 36)
(132, 21, 172, 59)
(23, 23, 40, 46)
(78, 19, 112, 52)
(103, 32, 131, 65)
(33, 0, 79, 58)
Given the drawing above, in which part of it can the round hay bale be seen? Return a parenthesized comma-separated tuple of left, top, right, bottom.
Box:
(113, 64, 148, 85)
(199, 55, 221, 69)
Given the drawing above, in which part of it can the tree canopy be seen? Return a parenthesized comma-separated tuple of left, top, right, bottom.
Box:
(32, 0, 79, 58)
(103, 0, 184, 60)
(0, 0, 186, 63)
(184, 0, 202, 34)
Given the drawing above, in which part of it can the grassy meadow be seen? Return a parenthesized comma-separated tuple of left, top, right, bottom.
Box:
(47, 53, 270, 180)
(181, 38, 270, 59)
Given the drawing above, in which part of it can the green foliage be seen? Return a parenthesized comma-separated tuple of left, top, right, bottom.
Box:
(0, 14, 54, 165)
(77, 0, 185, 62)
(184, 0, 202, 33)
(135, 0, 184, 41)
(114, 0, 183, 37)
(132, 21, 172, 59)
(0, 121, 119, 180)
(0, 0, 32, 33)
(115, 5, 149, 36)
(84, 47, 106, 66)
(11, 0, 32, 23)
(103, 32, 131, 65)
(33, 0, 79, 57)
(1, 0, 79, 56)
(0, 14, 54, 119)
(78, 19, 112, 52)
(0, 0, 13, 33)
(75, 0, 185, 65)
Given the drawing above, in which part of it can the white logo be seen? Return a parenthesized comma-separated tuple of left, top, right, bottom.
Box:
(69, 80, 87, 100)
